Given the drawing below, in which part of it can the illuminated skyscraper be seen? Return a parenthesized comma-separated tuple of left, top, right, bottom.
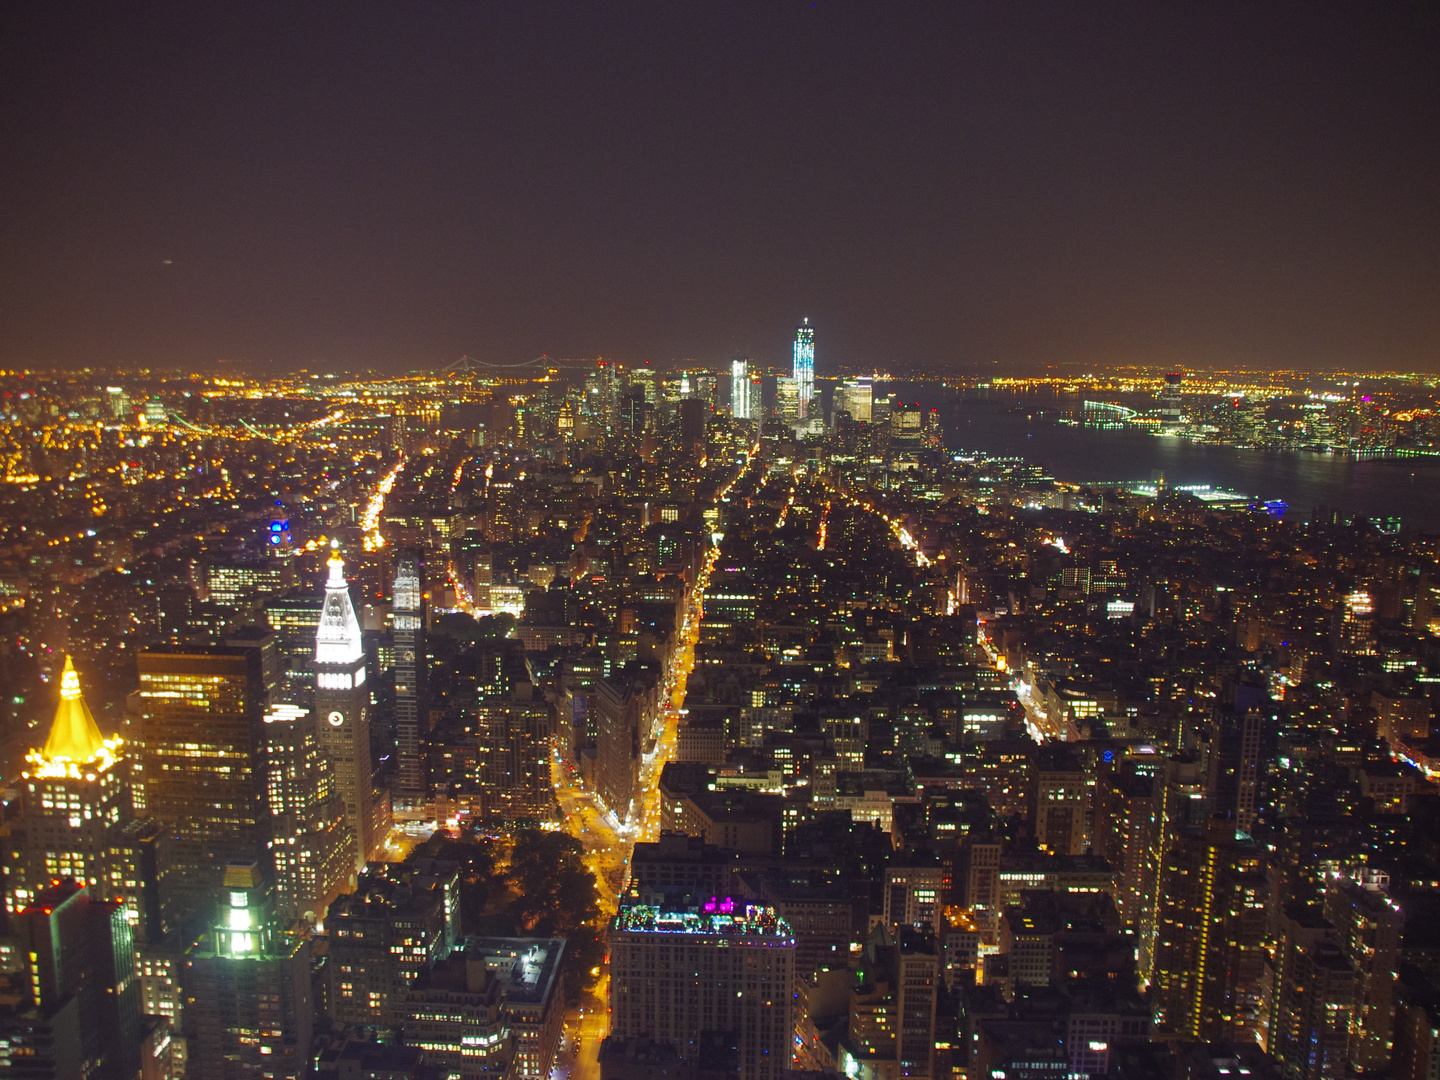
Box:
(0, 880, 142, 1080)
(793, 320, 815, 418)
(183, 862, 313, 1080)
(392, 550, 427, 810)
(135, 646, 267, 927)
(1092, 765, 1156, 932)
(731, 358, 751, 420)
(630, 365, 658, 404)
(889, 403, 924, 449)
(610, 900, 795, 1080)
(1151, 817, 1268, 1042)
(7, 657, 129, 920)
(314, 549, 374, 869)
(263, 593, 325, 704)
(1208, 701, 1267, 835)
(206, 559, 295, 612)
(1158, 371, 1184, 426)
(584, 361, 622, 433)
(774, 377, 801, 426)
(1269, 907, 1354, 1080)
(476, 668, 557, 826)
(1324, 871, 1401, 1072)
(834, 378, 872, 423)
(1337, 590, 1377, 656)
(261, 704, 355, 922)
(105, 386, 130, 420)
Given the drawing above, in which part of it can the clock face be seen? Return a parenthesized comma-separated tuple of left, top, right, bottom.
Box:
(328, 710, 345, 727)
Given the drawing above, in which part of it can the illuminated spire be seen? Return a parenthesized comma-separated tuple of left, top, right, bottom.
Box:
(793, 319, 815, 418)
(316, 548, 363, 666)
(41, 656, 107, 764)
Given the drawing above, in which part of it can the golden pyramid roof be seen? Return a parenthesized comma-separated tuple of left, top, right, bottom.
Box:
(42, 656, 107, 764)
(222, 861, 263, 890)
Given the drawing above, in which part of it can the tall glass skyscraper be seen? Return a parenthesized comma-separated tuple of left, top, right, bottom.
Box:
(793, 319, 815, 418)
(392, 550, 427, 809)
(730, 358, 750, 419)
(135, 646, 267, 927)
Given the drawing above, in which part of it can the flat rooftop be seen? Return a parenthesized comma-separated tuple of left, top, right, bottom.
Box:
(613, 902, 794, 940)
(462, 936, 566, 1006)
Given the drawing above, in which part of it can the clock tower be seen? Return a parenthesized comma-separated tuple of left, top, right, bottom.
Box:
(314, 548, 373, 870)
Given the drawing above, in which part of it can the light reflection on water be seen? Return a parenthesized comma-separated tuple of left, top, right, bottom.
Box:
(885, 384, 1440, 532)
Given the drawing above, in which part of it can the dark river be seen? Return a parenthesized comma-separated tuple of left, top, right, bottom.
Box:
(881, 384, 1440, 533)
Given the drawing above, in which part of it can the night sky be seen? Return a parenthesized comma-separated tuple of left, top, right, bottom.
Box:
(3, 3, 1439, 375)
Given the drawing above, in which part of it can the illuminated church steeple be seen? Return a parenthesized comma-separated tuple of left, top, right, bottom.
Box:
(314, 548, 374, 872)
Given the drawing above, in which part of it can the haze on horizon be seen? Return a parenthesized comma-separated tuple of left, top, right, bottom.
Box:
(2, 3, 1438, 376)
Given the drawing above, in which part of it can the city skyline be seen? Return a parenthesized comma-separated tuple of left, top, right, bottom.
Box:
(3, 7, 1440, 1080)
(1, 350, 1438, 1080)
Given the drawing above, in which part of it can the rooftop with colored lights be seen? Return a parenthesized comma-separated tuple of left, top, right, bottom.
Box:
(613, 899, 793, 939)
